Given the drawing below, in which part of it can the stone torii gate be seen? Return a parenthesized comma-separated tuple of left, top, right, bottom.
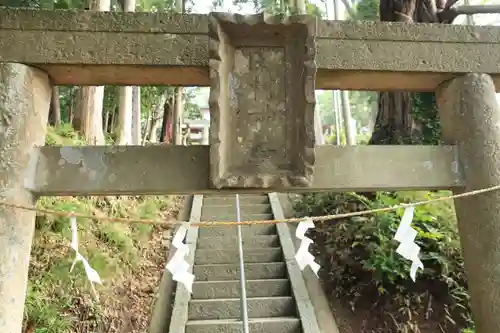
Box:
(1, 8, 500, 333)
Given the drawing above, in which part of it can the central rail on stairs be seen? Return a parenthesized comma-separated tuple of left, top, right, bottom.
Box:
(235, 194, 250, 333)
(161, 193, 335, 333)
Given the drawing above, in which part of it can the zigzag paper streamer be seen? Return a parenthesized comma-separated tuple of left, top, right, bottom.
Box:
(294, 217, 321, 277)
(69, 216, 102, 286)
(166, 223, 195, 293)
(394, 206, 424, 281)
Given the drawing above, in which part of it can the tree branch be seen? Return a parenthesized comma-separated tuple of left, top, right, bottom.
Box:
(438, 4, 500, 23)
(456, 4, 500, 15)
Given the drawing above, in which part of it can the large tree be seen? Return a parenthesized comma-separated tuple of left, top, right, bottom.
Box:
(368, 0, 498, 145)
(368, 0, 441, 145)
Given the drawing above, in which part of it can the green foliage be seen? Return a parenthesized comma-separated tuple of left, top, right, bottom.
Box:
(45, 124, 86, 146)
(294, 191, 474, 331)
(26, 126, 178, 332)
(346, 0, 443, 146)
(231, 0, 323, 16)
(352, 0, 379, 20)
(411, 92, 442, 145)
(27, 195, 175, 332)
(184, 87, 202, 120)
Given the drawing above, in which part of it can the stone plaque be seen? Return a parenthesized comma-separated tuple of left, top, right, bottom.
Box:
(208, 12, 317, 189)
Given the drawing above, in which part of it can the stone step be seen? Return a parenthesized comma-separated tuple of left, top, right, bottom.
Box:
(185, 317, 301, 333)
(194, 248, 283, 265)
(192, 279, 291, 299)
(202, 203, 272, 216)
(188, 297, 296, 320)
(200, 213, 274, 222)
(194, 262, 287, 281)
(198, 224, 276, 237)
(196, 235, 280, 249)
(203, 195, 269, 205)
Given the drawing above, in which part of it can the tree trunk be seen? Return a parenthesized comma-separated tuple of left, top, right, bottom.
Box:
(131, 86, 141, 144)
(72, 87, 82, 130)
(116, 86, 133, 145)
(369, 0, 453, 145)
(171, 0, 185, 145)
(144, 92, 169, 144)
(142, 106, 152, 144)
(110, 106, 117, 133)
(49, 85, 61, 127)
(172, 87, 184, 145)
(369, 0, 416, 145)
(118, 0, 137, 145)
(77, 0, 109, 144)
(333, 0, 356, 145)
(104, 108, 110, 135)
(161, 95, 174, 143)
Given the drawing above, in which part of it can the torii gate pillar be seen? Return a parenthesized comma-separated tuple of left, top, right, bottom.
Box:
(0, 63, 51, 333)
(437, 73, 500, 333)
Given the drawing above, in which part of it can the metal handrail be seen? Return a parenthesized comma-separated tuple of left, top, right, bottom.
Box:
(235, 194, 250, 333)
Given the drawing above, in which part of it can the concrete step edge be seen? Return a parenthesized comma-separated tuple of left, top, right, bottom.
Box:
(194, 247, 283, 264)
(194, 262, 287, 281)
(193, 278, 289, 284)
(197, 234, 279, 242)
(186, 317, 300, 325)
(192, 278, 291, 299)
(195, 247, 282, 253)
(202, 203, 271, 208)
(188, 296, 297, 320)
(194, 262, 285, 268)
(185, 318, 301, 333)
(190, 296, 293, 303)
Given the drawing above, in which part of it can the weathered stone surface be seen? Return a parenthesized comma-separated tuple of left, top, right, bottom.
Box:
(0, 64, 51, 333)
(0, 8, 208, 33)
(185, 317, 302, 333)
(31, 145, 464, 196)
(194, 247, 282, 264)
(202, 194, 269, 205)
(194, 262, 287, 281)
(197, 224, 276, 237)
(208, 13, 316, 189)
(196, 235, 280, 249)
(1, 9, 500, 89)
(192, 279, 290, 299)
(202, 203, 272, 215)
(0, 31, 207, 65)
(188, 297, 296, 320)
(200, 213, 274, 222)
(436, 74, 500, 333)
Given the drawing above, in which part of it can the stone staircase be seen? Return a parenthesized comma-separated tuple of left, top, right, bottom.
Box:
(169, 194, 321, 333)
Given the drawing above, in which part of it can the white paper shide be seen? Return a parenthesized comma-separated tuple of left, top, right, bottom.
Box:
(166, 223, 195, 293)
(393, 206, 424, 281)
(294, 217, 321, 276)
(69, 216, 103, 286)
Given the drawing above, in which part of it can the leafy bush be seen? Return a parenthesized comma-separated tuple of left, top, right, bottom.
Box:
(294, 191, 474, 332)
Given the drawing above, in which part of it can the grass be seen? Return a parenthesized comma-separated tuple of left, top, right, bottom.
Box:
(23, 126, 182, 333)
(26, 195, 179, 333)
